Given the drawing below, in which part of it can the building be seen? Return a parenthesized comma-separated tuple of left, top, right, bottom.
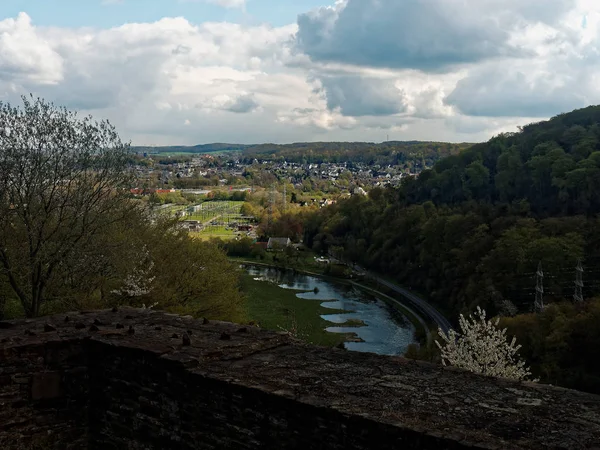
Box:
(180, 220, 202, 232)
(267, 237, 291, 251)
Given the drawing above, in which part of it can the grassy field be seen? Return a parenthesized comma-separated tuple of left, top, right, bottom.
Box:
(191, 226, 237, 241)
(240, 272, 362, 347)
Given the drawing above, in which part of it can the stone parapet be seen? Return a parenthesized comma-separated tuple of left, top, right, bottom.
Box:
(0, 308, 599, 449)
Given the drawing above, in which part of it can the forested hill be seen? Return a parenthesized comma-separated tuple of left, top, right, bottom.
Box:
(307, 105, 600, 317)
(304, 105, 600, 393)
(402, 105, 600, 215)
(132, 141, 471, 165)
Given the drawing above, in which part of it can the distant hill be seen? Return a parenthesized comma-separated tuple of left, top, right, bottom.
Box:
(132, 141, 474, 165)
(131, 143, 249, 154)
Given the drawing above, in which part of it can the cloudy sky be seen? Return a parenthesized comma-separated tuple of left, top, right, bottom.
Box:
(1, 0, 599, 145)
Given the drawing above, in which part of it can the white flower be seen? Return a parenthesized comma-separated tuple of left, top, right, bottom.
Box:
(436, 307, 537, 382)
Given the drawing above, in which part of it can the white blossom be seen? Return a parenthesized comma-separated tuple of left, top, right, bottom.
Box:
(111, 246, 155, 298)
(436, 307, 537, 382)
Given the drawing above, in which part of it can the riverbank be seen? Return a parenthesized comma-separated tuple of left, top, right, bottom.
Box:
(240, 271, 364, 348)
(231, 257, 437, 338)
(232, 258, 430, 352)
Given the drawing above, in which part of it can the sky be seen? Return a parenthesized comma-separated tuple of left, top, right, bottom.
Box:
(0, 0, 599, 145)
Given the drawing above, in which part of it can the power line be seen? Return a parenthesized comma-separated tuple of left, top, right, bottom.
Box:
(574, 258, 584, 303)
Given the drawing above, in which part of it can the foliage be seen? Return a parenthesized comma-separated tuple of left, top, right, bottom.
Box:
(502, 299, 600, 393)
(0, 96, 132, 317)
(306, 106, 600, 317)
(436, 307, 535, 381)
(0, 97, 245, 322)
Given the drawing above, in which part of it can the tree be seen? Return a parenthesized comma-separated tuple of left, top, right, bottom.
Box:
(436, 307, 536, 381)
(0, 96, 133, 317)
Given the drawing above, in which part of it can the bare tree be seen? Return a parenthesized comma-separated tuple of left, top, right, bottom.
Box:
(0, 96, 133, 317)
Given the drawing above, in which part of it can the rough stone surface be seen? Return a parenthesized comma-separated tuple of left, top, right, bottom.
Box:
(0, 308, 599, 449)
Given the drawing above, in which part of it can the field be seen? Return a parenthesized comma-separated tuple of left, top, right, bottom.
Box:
(191, 226, 237, 241)
(180, 201, 255, 240)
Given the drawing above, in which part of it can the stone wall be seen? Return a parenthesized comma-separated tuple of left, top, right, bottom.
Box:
(1, 308, 600, 449)
(0, 335, 88, 449)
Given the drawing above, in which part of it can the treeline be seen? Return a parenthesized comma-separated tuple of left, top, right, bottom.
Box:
(303, 105, 600, 392)
(135, 141, 472, 167)
(242, 141, 471, 165)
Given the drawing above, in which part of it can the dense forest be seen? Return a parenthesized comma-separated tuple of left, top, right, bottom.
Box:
(303, 105, 600, 393)
(134, 141, 471, 166)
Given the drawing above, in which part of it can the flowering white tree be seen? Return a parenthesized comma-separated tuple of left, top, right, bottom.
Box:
(111, 247, 155, 298)
(436, 307, 536, 381)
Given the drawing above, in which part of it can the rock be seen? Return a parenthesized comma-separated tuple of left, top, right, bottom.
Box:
(111, 307, 118, 313)
(154, 326, 162, 331)
(89, 325, 99, 332)
(202, 318, 209, 325)
(182, 333, 191, 346)
(64, 316, 70, 322)
(127, 326, 135, 335)
(171, 333, 179, 339)
(237, 327, 248, 333)
(220, 332, 231, 341)
(116, 323, 124, 329)
(75, 323, 86, 330)
(43, 324, 56, 332)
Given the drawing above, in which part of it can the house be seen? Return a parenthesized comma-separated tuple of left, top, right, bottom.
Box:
(267, 237, 291, 251)
(238, 224, 253, 232)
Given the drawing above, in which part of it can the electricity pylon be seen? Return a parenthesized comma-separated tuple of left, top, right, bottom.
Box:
(574, 258, 584, 303)
(534, 261, 544, 313)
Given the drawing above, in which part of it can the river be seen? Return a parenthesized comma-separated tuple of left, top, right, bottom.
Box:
(244, 265, 417, 356)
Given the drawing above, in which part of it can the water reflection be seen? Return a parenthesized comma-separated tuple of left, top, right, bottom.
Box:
(243, 265, 416, 356)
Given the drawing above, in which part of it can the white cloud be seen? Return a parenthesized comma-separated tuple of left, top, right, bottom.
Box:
(0, 1, 599, 144)
(0, 13, 63, 85)
(179, 0, 246, 9)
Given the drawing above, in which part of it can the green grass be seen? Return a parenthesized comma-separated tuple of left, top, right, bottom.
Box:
(192, 226, 238, 241)
(240, 272, 361, 347)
